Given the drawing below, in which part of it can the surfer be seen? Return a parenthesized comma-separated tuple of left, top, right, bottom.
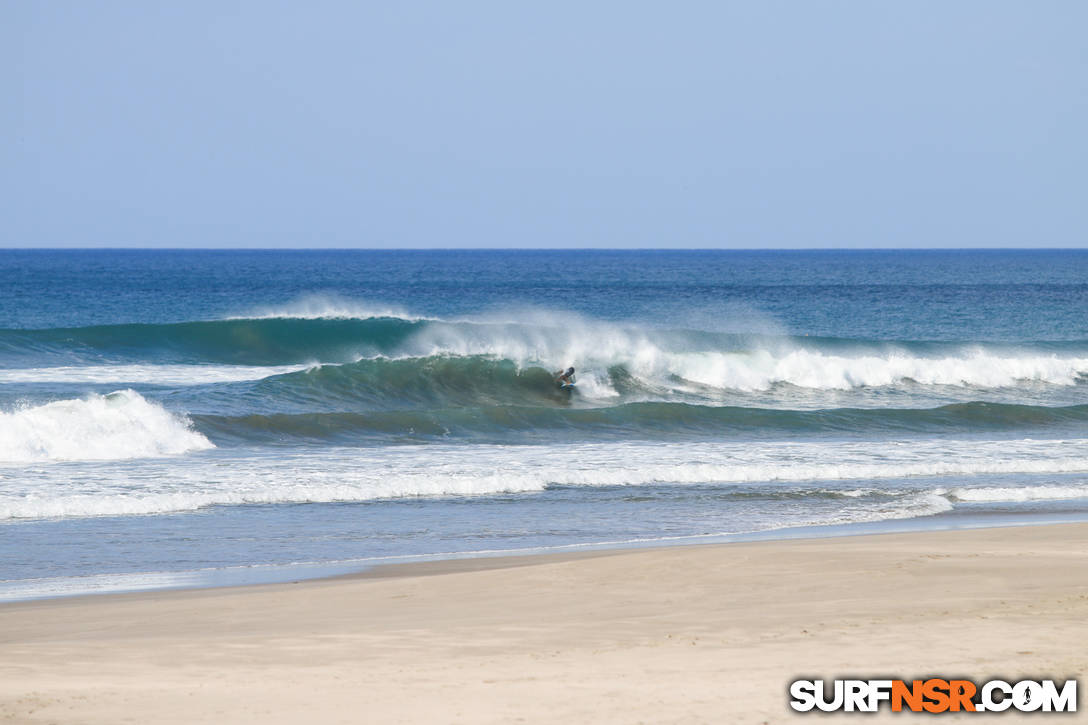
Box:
(555, 366, 576, 387)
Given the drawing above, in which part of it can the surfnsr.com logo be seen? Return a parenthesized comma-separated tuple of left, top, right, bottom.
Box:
(789, 678, 1077, 713)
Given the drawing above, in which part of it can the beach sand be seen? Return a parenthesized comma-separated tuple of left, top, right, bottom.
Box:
(2, 524, 1086, 723)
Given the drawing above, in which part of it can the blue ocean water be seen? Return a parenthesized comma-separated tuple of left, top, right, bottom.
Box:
(2, 250, 1087, 599)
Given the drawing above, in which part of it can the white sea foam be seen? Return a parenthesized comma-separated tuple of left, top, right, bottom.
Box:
(944, 484, 1088, 502)
(3, 438, 1087, 520)
(0, 391, 214, 463)
(814, 492, 955, 525)
(0, 364, 308, 385)
(664, 348, 1088, 391)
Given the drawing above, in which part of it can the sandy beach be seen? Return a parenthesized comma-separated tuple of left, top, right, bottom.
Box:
(2, 523, 1086, 724)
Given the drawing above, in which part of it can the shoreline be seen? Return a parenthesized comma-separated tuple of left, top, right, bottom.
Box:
(3, 523, 1087, 722)
(5, 508, 1088, 604)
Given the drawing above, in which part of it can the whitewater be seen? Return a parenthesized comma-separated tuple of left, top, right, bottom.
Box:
(1, 249, 1086, 599)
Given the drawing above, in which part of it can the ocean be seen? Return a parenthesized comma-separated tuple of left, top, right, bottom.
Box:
(2, 249, 1087, 599)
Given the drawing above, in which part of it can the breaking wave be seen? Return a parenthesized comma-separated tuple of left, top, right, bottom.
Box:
(0, 390, 214, 462)
(3, 309, 1086, 394)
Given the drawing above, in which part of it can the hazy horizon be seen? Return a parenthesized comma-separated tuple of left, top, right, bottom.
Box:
(4, 2, 1086, 249)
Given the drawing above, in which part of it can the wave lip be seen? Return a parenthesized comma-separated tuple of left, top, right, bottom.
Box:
(0, 390, 214, 462)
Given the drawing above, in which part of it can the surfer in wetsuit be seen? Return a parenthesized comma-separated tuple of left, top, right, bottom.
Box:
(555, 366, 576, 387)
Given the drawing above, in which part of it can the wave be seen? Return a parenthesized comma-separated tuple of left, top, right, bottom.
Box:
(400, 313, 1088, 392)
(249, 357, 593, 411)
(3, 307, 1087, 396)
(0, 390, 214, 462)
(252, 353, 1088, 410)
(192, 401, 1088, 444)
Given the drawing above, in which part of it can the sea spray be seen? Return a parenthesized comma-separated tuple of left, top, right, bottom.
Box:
(0, 390, 214, 462)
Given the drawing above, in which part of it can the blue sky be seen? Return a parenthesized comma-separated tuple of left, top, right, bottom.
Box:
(3, 1, 1086, 248)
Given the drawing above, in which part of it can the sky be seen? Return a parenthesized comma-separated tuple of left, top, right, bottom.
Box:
(2, 1, 1086, 249)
